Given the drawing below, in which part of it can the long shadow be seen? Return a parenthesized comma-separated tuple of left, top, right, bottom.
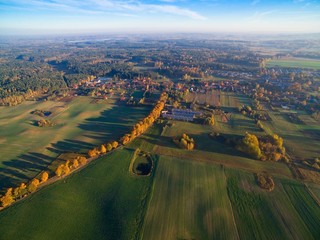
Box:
(0, 151, 55, 192)
(78, 103, 152, 142)
(49, 139, 96, 154)
(141, 131, 252, 160)
(0, 103, 152, 191)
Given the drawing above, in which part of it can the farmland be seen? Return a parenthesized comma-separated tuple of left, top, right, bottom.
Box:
(266, 58, 320, 70)
(0, 97, 152, 189)
(0, 91, 319, 239)
(226, 170, 320, 239)
(0, 148, 153, 240)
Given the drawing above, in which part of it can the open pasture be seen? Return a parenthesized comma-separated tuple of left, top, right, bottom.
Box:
(267, 58, 320, 70)
(0, 97, 152, 190)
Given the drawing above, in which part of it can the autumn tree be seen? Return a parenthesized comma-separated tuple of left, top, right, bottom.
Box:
(28, 178, 40, 193)
(78, 156, 87, 165)
(100, 144, 107, 154)
(106, 143, 113, 152)
(238, 133, 262, 159)
(13, 183, 27, 198)
(88, 148, 99, 157)
(121, 134, 131, 145)
(62, 164, 70, 175)
(178, 133, 195, 150)
(55, 165, 63, 177)
(72, 159, 79, 169)
(40, 171, 49, 183)
(205, 114, 215, 126)
(112, 141, 118, 149)
(0, 188, 15, 207)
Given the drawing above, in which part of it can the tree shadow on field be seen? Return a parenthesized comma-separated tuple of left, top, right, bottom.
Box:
(137, 133, 177, 149)
(48, 139, 95, 154)
(78, 103, 152, 143)
(194, 132, 251, 158)
(0, 152, 55, 192)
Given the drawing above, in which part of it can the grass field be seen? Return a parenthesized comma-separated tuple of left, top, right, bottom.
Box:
(154, 120, 292, 178)
(0, 91, 319, 239)
(0, 97, 152, 190)
(141, 155, 319, 240)
(267, 58, 320, 70)
(226, 169, 320, 239)
(142, 156, 239, 240)
(263, 107, 320, 161)
(0, 148, 153, 240)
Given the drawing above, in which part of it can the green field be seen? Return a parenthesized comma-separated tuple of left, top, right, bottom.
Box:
(0, 148, 153, 240)
(226, 170, 320, 239)
(267, 58, 320, 70)
(142, 156, 239, 240)
(0, 92, 319, 239)
(0, 97, 152, 190)
(262, 107, 320, 161)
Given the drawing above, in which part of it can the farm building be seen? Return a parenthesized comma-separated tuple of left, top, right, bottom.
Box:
(162, 109, 201, 122)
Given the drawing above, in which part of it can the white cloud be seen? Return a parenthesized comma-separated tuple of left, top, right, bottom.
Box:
(4, 0, 205, 20)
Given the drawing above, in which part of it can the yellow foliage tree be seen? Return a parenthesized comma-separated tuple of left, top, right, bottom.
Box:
(106, 143, 112, 152)
(112, 141, 118, 149)
(240, 133, 262, 159)
(78, 156, 87, 165)
(0, 188, 15, 207)
(205, 115, 215, 126)
(72, 159, 79, 169)
(41, 171, 49, 183)
(100, 144, 107, 154)
(62, 164, 70, 175)
(28, 178, 40, 193)
(55, 165, 63, 177)
(88, 148, 98, 157)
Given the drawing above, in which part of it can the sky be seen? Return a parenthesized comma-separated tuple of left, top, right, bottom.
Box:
(0, 0, 320, 35)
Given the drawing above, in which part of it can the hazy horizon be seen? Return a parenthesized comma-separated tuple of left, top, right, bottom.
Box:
(1, 0, 320, 36)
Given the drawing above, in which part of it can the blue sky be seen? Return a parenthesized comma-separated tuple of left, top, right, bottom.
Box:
(0, 0, 319, 35)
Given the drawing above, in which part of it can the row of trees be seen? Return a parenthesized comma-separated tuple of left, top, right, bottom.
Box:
(55, 156, 87, 177)
(237, 133, 288, 162)
(121, 92, 167, 145)
(1, 92, 167, 209)
(0, 171, 49, 208)
(87, 141, 119, 158)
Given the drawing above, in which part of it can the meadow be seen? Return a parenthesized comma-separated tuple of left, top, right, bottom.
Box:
(0, 149, 153, 240)
(266, 58, 320, 70)
(0, 97, 152, 190)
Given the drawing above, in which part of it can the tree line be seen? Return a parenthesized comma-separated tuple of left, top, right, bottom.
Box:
(0, 92, 167, 209)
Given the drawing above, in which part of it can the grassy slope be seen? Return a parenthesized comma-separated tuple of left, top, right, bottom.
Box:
(0, 149, 152, 240)
(142, 156, 239, 240)
(0, 97, 151, 189)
